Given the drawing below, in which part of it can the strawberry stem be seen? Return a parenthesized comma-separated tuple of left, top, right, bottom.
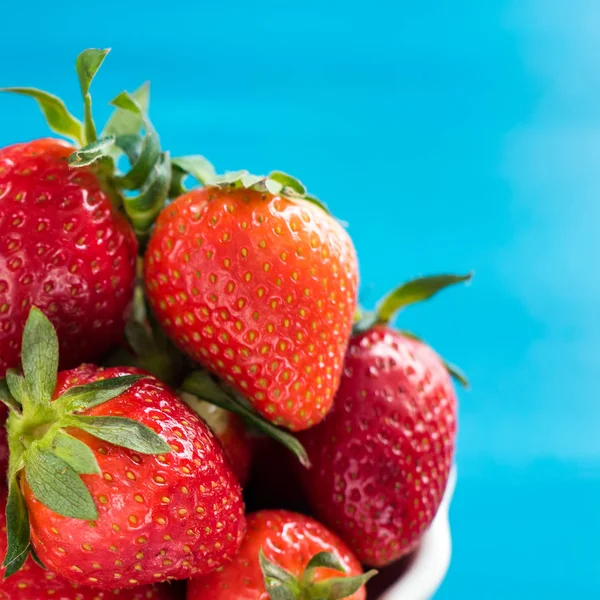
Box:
(75, 49, 110, 145)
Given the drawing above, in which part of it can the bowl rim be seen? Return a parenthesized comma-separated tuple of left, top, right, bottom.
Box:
(377, 466, 456, 600)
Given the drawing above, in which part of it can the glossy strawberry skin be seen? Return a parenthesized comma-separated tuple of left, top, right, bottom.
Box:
(298, 326, 457, 567)
(23, 365, 246, 589)
(187, 510, 366, 600)
(144, 187, 358, 431)
(0, 496, 174, 600)
(0, 139, 137, 377)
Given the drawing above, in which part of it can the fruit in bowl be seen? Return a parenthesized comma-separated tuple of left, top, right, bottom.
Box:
(0, 48, 471, 599)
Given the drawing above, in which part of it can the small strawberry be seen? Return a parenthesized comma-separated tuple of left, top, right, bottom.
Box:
(298, 274, 471, 567)
(0, 48, 185, 376)
(0, 497, 174, 599)
(0, 307, 245, 588)
(187, 510, 376, 600)
(180, 391, 255, 486)
(144, 172, 359, 432)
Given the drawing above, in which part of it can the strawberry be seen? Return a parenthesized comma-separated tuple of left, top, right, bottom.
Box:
(298, 274, 471, 567)
(144, 172, 359, 431)
(187, 510, 376, 600)
(0, 48, 188, 376)
(0, 138, 137, 376)
(0, 497, 174, 600)
(179, 392, 255, 486)
(0, 307, 245, 588)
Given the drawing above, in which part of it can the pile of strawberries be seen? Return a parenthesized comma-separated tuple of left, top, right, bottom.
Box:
(0, 49, 471, 599)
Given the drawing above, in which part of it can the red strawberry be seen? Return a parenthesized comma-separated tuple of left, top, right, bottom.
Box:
(0, 138, 137, 376)
(298, 275, 471, 566)
(0, 48, 182, 377)
(187, 510, 375, 600)
(0, 497, 174, 600)
(180, 392, 255, 486)
(144, 173, 359, 431)
(1, 307, 245, 589)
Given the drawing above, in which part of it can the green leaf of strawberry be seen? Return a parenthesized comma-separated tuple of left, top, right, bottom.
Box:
(55, 374, 146, 412)
(66, 415, 172, 455)
(0, 381, 20, 413)
(24, 446, 98, 520)
(444, 360, 469, 388)
(68, 136, 116, 167)
(376, 273, 473, 323)
(124, 151, 172, 233)
(259, 549, 301, 599)
(302, 551, 346, 579)
(0, 87, 83, 144)
(268, 171, 306, 195)
(49, 431, 101, 475)
(5, 370, 25, 405)
(258, 547, 376, 600)
(309, 571, 378, 599)
(209, 169, 329, 212)
(75, 48, 110, 144)
(111, 91, 161, 191)
(171, 155, 216, 187)
(2, 481, 31, 578)
(21, 307, 58, 407)
(102, 81, 150, 139)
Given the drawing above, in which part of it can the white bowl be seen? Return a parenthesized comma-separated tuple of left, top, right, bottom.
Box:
(375, 467, 456, 600)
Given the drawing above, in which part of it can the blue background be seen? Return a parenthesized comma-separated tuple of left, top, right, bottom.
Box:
(1, 1, 598, 596)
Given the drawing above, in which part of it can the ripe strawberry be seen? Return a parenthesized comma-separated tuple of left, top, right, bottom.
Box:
(144, 173, 359, 431)
(0, 138, 137, 376)
(0, 497, 174, 600)
(187, 510, 376, 600)
(298, 274, 471, 567)
(1, 307, 245, 588)
(180, 392, 255, 486)
(0, 48, 182, 377)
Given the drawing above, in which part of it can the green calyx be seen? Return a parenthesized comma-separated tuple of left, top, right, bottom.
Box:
(259, 549, 377, 600)
(0, 307, 171, 578)
(1, 48, 212, 238)
(209, 170, 329, 213)
(354, 273, 473, 387)
(180, 371, 311, 468)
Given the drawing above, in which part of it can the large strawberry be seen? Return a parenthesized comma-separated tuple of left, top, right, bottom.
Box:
(298, 274, 471, 567)
(0, 48, 188, 377)
(187, 510, 376, 600)
(0, 497, 174, 599)
(144, 172, 359, 431)
(0, 307, 245, 588)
